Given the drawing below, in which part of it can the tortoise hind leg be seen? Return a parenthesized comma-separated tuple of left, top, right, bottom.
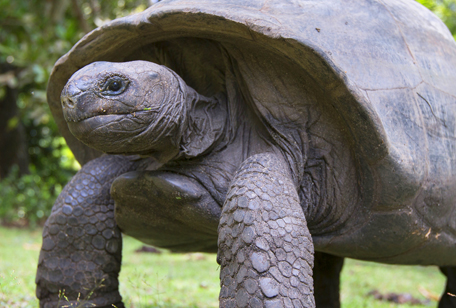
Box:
(218, 153, 315, 308)
(439, 267, 456, 307)
(313, 252, 344, 308)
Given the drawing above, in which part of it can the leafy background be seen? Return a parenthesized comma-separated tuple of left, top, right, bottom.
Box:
(0, 0, 157, 226)
(0, 0, 455, 226)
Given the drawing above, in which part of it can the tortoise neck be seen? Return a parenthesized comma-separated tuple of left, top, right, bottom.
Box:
(178, 87, 229, 159)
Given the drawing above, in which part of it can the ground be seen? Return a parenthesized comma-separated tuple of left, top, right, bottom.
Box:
(0, 226, 446, 307)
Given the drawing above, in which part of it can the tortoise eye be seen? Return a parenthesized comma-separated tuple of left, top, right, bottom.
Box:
(102, 77, 129, 96)
(108, 81, 121, 91)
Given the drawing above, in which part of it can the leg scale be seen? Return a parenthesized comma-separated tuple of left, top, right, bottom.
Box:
(218, 153, 315, 308)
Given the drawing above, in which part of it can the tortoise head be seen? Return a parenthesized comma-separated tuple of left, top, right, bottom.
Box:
(61, 61, 188, 162)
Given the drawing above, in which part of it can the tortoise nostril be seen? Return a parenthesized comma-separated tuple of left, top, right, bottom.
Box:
(62, 96, 77, 109)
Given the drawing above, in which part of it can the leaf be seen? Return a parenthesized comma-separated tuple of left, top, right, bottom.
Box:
(7, 116, 19, 131)
(0, 71, 17, 88)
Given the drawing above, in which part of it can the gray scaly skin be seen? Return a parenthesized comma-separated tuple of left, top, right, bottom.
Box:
(36, 155, 138, 308)
(218, 153, 314, 308)
(39, 60, 318, 308)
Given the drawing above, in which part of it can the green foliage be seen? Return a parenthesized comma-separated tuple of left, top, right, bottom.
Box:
(0, 127, 79, 225)
(418, 0, 456, 38)
(0, 165, 61, 226)
(0, 0, 152, 224)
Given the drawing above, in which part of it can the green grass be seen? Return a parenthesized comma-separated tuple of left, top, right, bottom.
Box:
(0, 226, 446, 307)
(342, 260, 444, 307)
(120, 239, 220, 308)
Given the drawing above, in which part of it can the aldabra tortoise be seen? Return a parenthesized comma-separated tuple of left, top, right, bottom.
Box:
(37, 0, 456, 307)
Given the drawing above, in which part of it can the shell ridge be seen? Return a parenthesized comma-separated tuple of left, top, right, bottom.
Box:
(377, 0, 419, 65)
(359, 80, 425, 92)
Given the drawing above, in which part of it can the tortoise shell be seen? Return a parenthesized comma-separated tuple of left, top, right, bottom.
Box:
(47, 0, 456, 264)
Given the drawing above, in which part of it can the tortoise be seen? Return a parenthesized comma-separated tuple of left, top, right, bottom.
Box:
(36, 0, 456, 307)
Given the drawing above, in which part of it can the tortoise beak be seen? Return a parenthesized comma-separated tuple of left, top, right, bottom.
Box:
(61, 83, 81, 110)
(61, 96, 77, 110)
(61, 76, 98, 120)
(61, 91, 99, 123)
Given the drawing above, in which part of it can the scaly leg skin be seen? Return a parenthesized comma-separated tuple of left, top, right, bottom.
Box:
(218, 153, 315, 308)
(36, 155, 139, 308)
(313, 252, 344, 308)
(439, 267, 456, 308)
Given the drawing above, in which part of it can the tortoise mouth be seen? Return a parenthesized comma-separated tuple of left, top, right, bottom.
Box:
(63, 109, 153, 123)
(66, 112, 151, 145)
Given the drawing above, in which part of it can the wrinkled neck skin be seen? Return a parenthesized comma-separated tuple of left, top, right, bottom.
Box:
(160, 93, 273, 207)
(62, 60, 272, 205)
(161, 118, 272, 206)
(134, 84, 230, 165)
(177, 87, 228, 160)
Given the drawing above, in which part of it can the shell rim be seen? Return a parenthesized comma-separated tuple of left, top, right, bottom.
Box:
(47, 3, 388, 165)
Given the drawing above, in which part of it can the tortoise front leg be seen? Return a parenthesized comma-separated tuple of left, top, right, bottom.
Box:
(36, 155, 138, 308)
(218, 153, 315, 308)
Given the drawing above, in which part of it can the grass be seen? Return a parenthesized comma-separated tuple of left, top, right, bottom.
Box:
(342, 259, 444, 307)
(120, 239, 220, 308)
(0, 226, 446, 307)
